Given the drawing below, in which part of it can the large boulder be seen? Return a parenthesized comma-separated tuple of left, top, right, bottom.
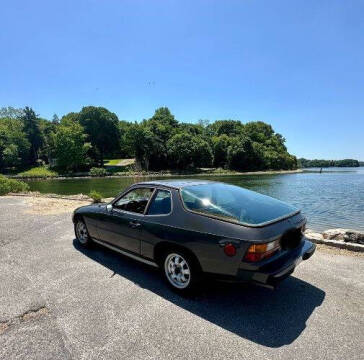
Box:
(344, 230, 364, 244)
(322, 229, 348, 241)
(304, 229, 324, 241)
(322, 228, 364, 244)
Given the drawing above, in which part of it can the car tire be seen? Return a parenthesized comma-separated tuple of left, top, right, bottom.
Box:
(74, 218, 92, 248)
(162, 250, 201, 294)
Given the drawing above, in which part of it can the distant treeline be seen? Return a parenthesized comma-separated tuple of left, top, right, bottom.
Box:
(298, 158, 360, 168)
(0, 105, 298, 173)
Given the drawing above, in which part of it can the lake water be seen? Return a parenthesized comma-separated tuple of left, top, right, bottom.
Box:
(25, 167, 364, 232)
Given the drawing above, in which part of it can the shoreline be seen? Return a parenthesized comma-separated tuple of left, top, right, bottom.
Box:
(5, 192, 364, 253)
(10, 168, 303, 181)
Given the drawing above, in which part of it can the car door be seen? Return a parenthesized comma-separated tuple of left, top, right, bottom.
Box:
(97, 187, 155, 254)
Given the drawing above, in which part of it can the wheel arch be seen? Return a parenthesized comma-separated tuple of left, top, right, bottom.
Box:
(153, 241, 202, 271)
(73, 213, 83, 223)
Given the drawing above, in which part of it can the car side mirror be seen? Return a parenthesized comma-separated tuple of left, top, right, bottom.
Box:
(106, 204, 113, 212)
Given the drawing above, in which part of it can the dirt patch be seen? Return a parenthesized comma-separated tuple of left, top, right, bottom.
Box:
(23, 197, 90, 215)
(316, 243, 364, 257)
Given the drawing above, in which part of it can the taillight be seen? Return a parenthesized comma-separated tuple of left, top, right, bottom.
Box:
(224, 243, 237, 257)
(244, 240, 280, 262)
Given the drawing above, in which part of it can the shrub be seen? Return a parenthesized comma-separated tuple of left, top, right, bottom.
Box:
(89, 167, 108, 177)
(17, 167, 58, 178)
(89, 190, 102, 203)
(0, 175, 29, 195)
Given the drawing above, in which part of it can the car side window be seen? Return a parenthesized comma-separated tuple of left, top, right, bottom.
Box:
(114, 188, 154, 214)
(147, 190, 172, 215)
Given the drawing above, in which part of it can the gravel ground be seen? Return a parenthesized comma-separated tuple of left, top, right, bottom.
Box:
(0, 196, 363, 360)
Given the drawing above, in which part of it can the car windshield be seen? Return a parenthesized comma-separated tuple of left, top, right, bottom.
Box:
(180, 183, 299, 226)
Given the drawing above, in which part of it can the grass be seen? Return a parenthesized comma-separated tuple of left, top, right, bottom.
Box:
(104, 158, 135, 166)
(104, 159, 122, 166)
(0, 175, 29, 195)
(17, 167, 59, 178)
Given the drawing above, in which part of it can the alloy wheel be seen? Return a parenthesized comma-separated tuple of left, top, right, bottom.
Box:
(76, 221, 88, 244)
(164, 253, 191, 289)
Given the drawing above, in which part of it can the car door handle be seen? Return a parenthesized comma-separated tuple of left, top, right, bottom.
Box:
(129, 221, 141, 229)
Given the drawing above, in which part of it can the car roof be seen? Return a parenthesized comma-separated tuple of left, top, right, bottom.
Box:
(134, 179, 216, 189)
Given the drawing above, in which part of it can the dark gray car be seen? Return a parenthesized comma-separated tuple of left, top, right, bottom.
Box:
(73, 180, 316, 293)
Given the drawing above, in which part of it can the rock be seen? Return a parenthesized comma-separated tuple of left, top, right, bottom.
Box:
(304, 228, 364, 251)
(322, 228, 364, 244)
(322, 229, 348, 241)
(344, 230, 364, 245)
(304, 229, 324, 241)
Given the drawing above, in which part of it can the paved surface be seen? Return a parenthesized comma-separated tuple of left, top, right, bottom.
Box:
(0, 196, 363, 360)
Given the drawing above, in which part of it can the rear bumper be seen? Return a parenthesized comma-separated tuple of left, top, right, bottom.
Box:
(236, 239, 316, 288)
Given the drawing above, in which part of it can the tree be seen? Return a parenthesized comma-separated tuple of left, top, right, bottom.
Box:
(60, 112, 79, 125)
(0, 117, 30, 170)
(20, 107, 43, 164)
(212, 135, 232, 168)
(78, 106, 120, 166)
(227, 136, 257, 171)
(38, 119, 58, 164)
(167, 133, 213, 169)
(143, 107, 179, 169)
(298, 158, 358, 168)
(119, 120, 135, 158)
(0, 104, 300, 173)
(128, 125, 157, 170)
(244, 121, 274, 143)
(0, 107, 24, 119)
(179, 123, 203, 136)
(207, 120, 244, 137)
(54, 122, 91, 172)
(52, 114, 60, 124)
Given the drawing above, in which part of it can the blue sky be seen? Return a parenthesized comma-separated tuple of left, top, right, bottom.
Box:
(1, 0, 363, 160)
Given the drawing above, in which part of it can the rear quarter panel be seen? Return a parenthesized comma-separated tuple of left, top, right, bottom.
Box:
(140, 189, 306, 277)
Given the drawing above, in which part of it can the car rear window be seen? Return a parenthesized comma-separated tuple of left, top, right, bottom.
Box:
(180, 183, 299, 226)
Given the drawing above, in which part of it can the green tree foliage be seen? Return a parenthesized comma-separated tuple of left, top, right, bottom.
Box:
(141, 107, 179, 170)
(38, 119, 58, 164)
(78, 106, 120, 166)
(20, 107, 43, 164)
(0, 107, 24, 119)
(0, 118, 30, 171)
(60, 112, 79, 125)
(212, 135, 232, 168)
(119, 120, 135, 158)
(298, 158, 359, 168)
(243, 121, 296, 170)
(127, 125, 158, 170)
(52, 114, 60, 124)
(167, 132, 213, 169)
(0, 104, 337, 174)
(54, 122, 91, 172)
(227, 136, 258, 170)
(207, 120, 244, 137)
